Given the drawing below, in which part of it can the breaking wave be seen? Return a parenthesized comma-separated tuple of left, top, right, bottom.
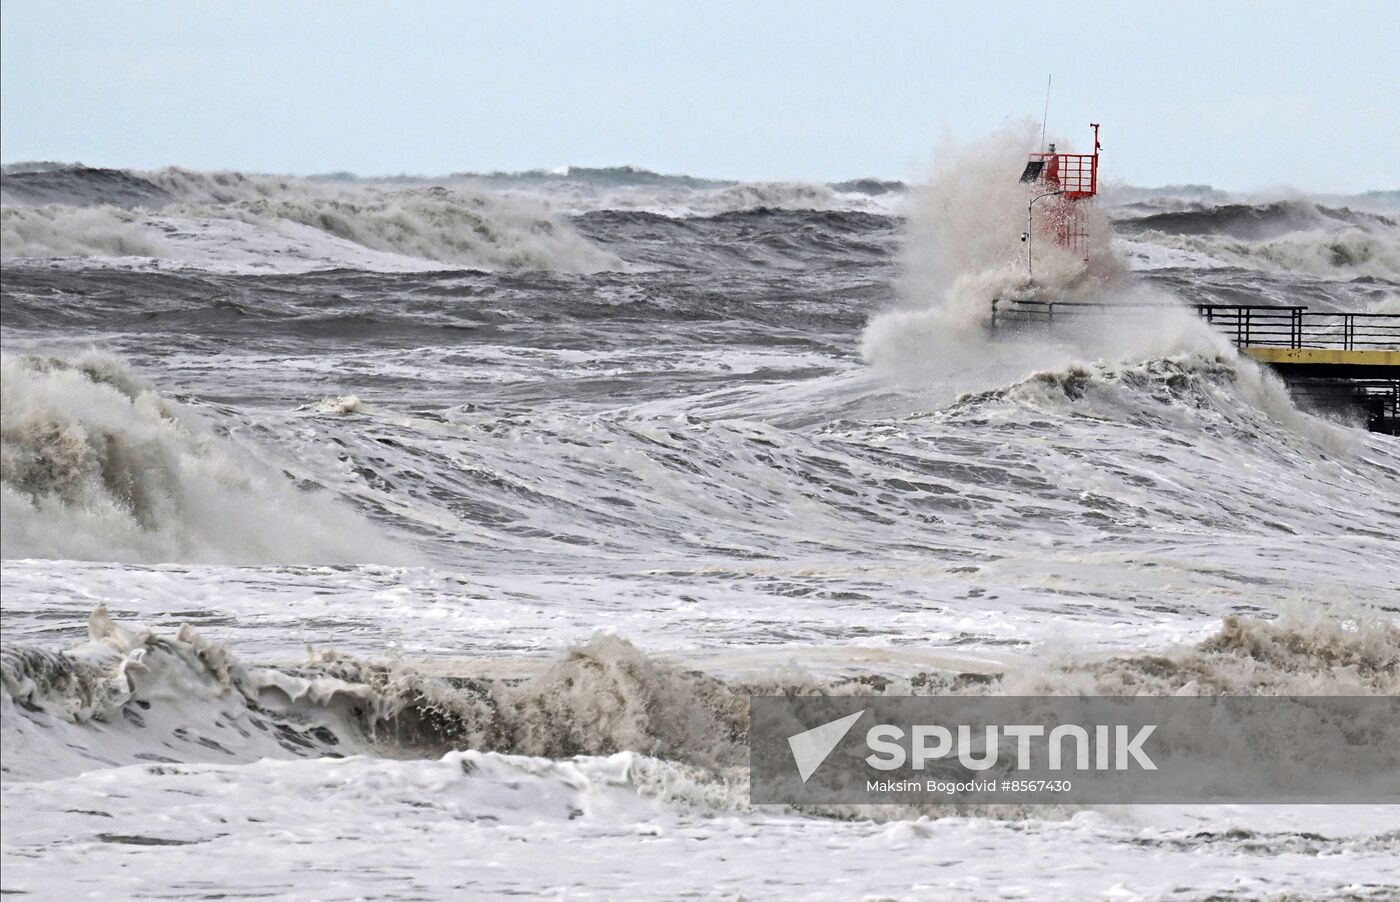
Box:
(860, 126, 1134, 377)
(438, 164, 906, 216)
(0, 353, 404, 564)
(947, 352, 1353, 450)
(1, 166, 623, 273)
(1132, 227, 1400, 278)
(1113, 200, 1395, 240)
(0, 609, 747, 783)
(5, 608, 1394, 795)
(0, 205, 169, 258)
(1113, 200, 1400, 277)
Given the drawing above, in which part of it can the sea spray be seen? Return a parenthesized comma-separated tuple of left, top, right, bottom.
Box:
(860, 127, 1137, 384)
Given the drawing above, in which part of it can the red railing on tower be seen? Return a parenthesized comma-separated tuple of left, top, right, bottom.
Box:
(1019, 123, 1101, 258)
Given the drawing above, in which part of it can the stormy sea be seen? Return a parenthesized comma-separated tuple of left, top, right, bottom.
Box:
(2, 140, 1398, 898)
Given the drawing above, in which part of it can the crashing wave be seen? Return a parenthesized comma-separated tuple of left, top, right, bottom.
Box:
(861, 125, 1129, 376)
(0, 609, 748, 783)
(1112, 200, 1393, 239)
(1111, 200, 1400, 277)
(1, 166, 623, 273)
(515, 181, 902, 219)
(449, 164, 905, 216)
(5, 608, 1394, 787)
(1120, 226, 1400, 278)
(943, 352, 1362, 454)
(0, 205, 171, 258)
(0, 353, 403, 564)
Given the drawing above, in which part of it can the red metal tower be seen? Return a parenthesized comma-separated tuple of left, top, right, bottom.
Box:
(1020, 123, 1101, 260)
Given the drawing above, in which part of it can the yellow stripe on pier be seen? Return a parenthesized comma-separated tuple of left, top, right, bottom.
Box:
(1243, 347, 1400, 367)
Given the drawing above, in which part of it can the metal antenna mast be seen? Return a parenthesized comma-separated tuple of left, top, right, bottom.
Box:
(1040, 74, 1052, 151)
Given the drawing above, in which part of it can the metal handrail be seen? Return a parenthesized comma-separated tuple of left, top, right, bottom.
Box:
(989, 300, 1400, 352)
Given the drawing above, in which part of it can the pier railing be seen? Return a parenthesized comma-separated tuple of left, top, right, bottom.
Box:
(989, 300, 1400, 351)
(1194, 304, 1400, 351)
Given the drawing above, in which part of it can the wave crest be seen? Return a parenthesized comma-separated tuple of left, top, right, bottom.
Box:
(7, 608, 1394, 784)
(0, 353, 403, 564)
(2, 167, 623, 273)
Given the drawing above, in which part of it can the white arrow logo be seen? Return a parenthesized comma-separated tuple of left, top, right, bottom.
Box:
(787, 710, 865, 783)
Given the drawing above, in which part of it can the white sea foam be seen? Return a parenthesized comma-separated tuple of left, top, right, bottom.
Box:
(0, 353, 406, 564)
(1119, 225, 1400, 277)
(1, 170, 624, 273)
(0, 205, 170, 258)
(4, 747, 1395, 900)
(304, 395, 364, 415)
(5, 607, 1393, 784)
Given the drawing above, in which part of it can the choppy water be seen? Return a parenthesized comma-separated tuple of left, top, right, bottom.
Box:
(2, 161, 1399, 899)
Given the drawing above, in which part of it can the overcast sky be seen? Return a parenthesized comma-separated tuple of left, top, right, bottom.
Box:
(2, 0, 1396, 192)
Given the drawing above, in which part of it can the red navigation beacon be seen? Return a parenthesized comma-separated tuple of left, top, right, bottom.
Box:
(1020, 123, 1101, 260)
